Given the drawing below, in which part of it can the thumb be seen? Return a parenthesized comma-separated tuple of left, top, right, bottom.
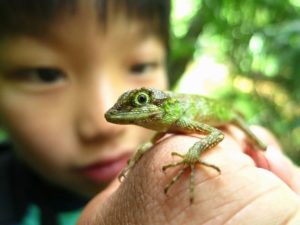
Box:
(77, 179, 119, 225)
(247, 126, 300, 195)
(265, 146, 300, 195)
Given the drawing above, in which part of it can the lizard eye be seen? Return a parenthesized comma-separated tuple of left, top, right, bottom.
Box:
(134, 92, 150, 106)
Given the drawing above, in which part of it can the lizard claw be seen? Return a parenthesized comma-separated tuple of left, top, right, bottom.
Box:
(171, 152, 184, 158)
(118, 167, 130, 182)
(118, 171, 126, 182)
(162, 160, 184, 172)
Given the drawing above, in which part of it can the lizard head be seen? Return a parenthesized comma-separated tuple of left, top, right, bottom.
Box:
(105, 88, 170, 128)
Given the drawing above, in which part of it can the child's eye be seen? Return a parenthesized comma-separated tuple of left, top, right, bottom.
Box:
(129, 62, 158, 75)
(10, 67, 66, 84)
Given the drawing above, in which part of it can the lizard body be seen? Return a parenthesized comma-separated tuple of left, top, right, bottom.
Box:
(105, 87, 267, 203)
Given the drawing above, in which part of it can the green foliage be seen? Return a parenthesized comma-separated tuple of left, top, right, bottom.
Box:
(170, 0, 300, 163)
(0, 129, 7, 142)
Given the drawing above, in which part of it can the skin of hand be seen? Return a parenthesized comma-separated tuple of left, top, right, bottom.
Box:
(77, 126, 300, 225)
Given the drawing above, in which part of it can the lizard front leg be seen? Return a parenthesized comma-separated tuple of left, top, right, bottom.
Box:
(162, 119, 224, 203)
(118, 132, 166, 181)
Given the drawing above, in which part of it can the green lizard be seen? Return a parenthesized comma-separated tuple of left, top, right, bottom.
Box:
(105, 87, 267, 203)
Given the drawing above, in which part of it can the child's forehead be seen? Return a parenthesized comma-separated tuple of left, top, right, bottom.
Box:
(37, 9, 163, 54)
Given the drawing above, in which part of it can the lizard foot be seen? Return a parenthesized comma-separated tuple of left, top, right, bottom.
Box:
(162, 152, 221, 203)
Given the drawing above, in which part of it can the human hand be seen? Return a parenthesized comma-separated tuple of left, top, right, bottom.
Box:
(77, 128, 300, 225)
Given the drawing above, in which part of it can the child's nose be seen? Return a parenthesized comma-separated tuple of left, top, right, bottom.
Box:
(76, 85, 124, 142)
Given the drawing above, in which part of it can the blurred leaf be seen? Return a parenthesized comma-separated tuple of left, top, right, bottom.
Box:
(171, 0, 300, 163)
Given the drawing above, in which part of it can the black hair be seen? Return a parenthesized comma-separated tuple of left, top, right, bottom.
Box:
(0, 0, 170, 49)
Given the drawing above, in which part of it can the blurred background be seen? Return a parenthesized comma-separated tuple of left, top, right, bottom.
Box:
(169, 0, 300, 164)
(0, 0, 299, 164)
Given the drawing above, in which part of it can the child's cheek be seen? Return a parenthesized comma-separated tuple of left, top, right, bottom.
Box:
(0, 95, 74, 167)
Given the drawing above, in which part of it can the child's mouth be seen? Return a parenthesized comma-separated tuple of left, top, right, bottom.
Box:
(78, 153, 130, 183)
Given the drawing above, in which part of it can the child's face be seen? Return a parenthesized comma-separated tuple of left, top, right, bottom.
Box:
(0, 2, 167, 197)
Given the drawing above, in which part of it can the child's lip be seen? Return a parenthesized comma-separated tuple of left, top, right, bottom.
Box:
(78, 153, 130, 183)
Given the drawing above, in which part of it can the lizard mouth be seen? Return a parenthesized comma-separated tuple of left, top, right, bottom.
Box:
(104, 110, 160, 124)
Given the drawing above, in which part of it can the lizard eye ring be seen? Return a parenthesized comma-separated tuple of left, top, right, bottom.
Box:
(134, 92, 150, 106)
